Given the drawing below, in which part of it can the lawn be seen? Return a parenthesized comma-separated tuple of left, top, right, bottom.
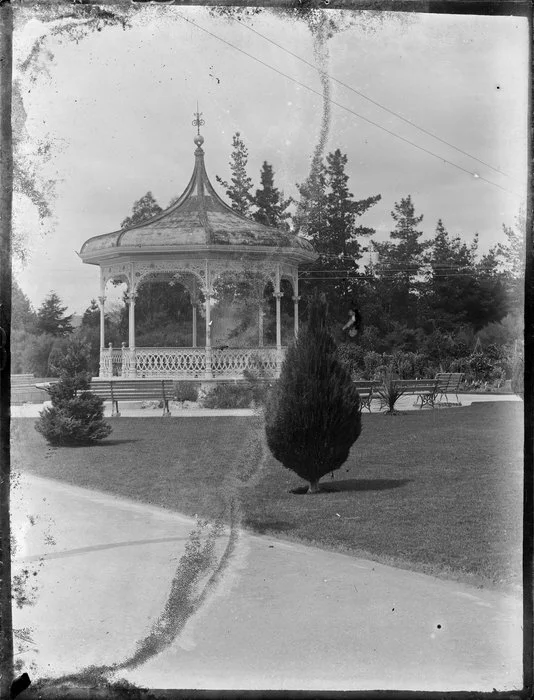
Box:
(12, 401, 523, 592)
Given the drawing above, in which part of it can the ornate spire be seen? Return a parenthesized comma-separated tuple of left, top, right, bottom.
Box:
(192, 103, 205, 150)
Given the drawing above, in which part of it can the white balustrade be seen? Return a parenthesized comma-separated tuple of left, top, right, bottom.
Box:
(135, 347, 207, 377)
(98, 346, 285, 379)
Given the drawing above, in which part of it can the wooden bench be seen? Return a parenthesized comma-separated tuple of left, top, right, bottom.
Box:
(435, 372, 464, 404)
(352, 380, 381, 413)
(385, 379, 440, 410)
(90, 379, 175, 416)
(11, 373, 34, 386)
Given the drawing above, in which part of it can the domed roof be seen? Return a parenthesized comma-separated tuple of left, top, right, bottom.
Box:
(80, 136, 316, 264)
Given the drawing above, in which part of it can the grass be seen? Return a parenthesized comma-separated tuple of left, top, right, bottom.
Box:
(12, 401, 523, 592)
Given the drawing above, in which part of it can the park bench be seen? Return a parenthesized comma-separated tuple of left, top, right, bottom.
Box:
(384, 379, 440, 410)
(89, 379, 175, 417)
(352, 380, 381, 413)
(435, 372, 464, 405)
(11, 373, 34, 386)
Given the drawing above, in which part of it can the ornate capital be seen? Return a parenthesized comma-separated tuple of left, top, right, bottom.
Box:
(126, 291, 138, 304)
(292, 295, 301, 303)
(98, 295, 106, 306)
(272, 292, 284, 299)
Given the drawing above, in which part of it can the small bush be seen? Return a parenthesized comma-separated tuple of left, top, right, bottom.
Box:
(173, 381, 199, 403)
(35, 339, 112, 446)
(376, 367, 407, 414)
(202, 383, 253, 409)
(336, 343, 365, 378)
(242, 369, 273, 406)
(363, 351, 384, 379)
(511, 356, 524, 397)
(36, 393, 112, 446)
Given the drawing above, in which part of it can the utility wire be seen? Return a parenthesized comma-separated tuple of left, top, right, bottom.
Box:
(235, 18, 513, 181)
(176, 13, 521, 199)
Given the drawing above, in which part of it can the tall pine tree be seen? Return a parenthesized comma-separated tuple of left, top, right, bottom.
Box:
(216, 132, 254, 216)
(420, 219, 479, 331)
(253, 161, 291, 229)
(295, 149, 380, 321)
(120, 191, 162, 229)
(373, 196, 430, 328)
(36, 292, 74, 337)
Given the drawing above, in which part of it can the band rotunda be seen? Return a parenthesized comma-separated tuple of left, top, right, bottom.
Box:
(79, 116, 317, 380)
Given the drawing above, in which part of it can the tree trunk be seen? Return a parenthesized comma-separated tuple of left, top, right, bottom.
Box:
(307, 479, 321, 494)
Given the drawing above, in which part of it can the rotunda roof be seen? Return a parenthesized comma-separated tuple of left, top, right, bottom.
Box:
(80, 135, 316, 264)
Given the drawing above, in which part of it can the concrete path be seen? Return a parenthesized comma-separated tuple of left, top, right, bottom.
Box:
(11, 473, 522, 692)
(11, 392, 522, 418)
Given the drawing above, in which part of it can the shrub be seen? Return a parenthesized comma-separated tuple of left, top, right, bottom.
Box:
(35, 339, 112, 446)
(264, 292, 362, 494)
(336, 343, 365, 378)
(511, 355, 524, 397)
(173, 381, 200, 404)
(376, 367, 407, 414)
(363, 351, 384, 379)
(242, 369, 273, 406)
(202, 382, 253, 409)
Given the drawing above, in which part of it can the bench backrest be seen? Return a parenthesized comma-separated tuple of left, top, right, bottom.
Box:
(11, 374, 35, 386)
(391, 379, 438, 392)
(90, 379, 175, 399)
(435, 373, 464, 391)
(352, 380, 380, 394)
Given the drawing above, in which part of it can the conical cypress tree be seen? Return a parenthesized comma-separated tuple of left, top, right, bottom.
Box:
(35, 338, 112, 446)
(265, 292, 362, 493)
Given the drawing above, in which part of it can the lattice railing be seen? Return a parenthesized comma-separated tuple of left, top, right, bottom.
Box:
(211, 348, 279, 376)
(135, 348, 207, 377)
(99, 346, 285, 378)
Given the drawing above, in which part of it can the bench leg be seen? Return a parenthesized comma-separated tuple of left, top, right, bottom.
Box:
(162, 400, 171, 417)
(112, 400, 121, 417)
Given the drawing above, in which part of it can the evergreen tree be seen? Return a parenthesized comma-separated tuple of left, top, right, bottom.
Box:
(11, 279, 36, 331)
(120, 191, 162, 229)
(421, 220, 479, 331)
(492, 211, 525, 310)
(295, 149, 380, 321)
(216, 132, 254, 216)
(252, 161, 291, 229)
(81, 299, 100, 329)
(35, 338, 112, 446)
(373, 196, 430, 327)
(265, 292, 362, 493)
(36, 291, 74, 337)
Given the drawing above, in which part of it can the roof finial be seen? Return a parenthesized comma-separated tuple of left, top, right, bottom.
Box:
(192, 103, 205, 148)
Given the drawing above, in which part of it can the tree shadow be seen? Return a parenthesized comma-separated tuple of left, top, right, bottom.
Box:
(290, 478, 411, 495)
(98, 439, 141, 447)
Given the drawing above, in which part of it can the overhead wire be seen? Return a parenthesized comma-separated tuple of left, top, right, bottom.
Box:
(175, 13, 522, 199)
(234, 17, 514, 181)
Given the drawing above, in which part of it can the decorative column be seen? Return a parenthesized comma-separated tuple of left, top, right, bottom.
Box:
(292, 295, 301, 338)
(204, 288, 212, 377)
(273, 291, 284, 374)
(192, 303, 198, 348)
(258, 305, 264, 347)
(121, 342, 128, 378)
(126, 291, 137, 378)
(98, 295, 106, 377)
(292, 273, 300, 338)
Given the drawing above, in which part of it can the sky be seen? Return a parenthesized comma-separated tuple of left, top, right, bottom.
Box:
(12, 5, 529, 315)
